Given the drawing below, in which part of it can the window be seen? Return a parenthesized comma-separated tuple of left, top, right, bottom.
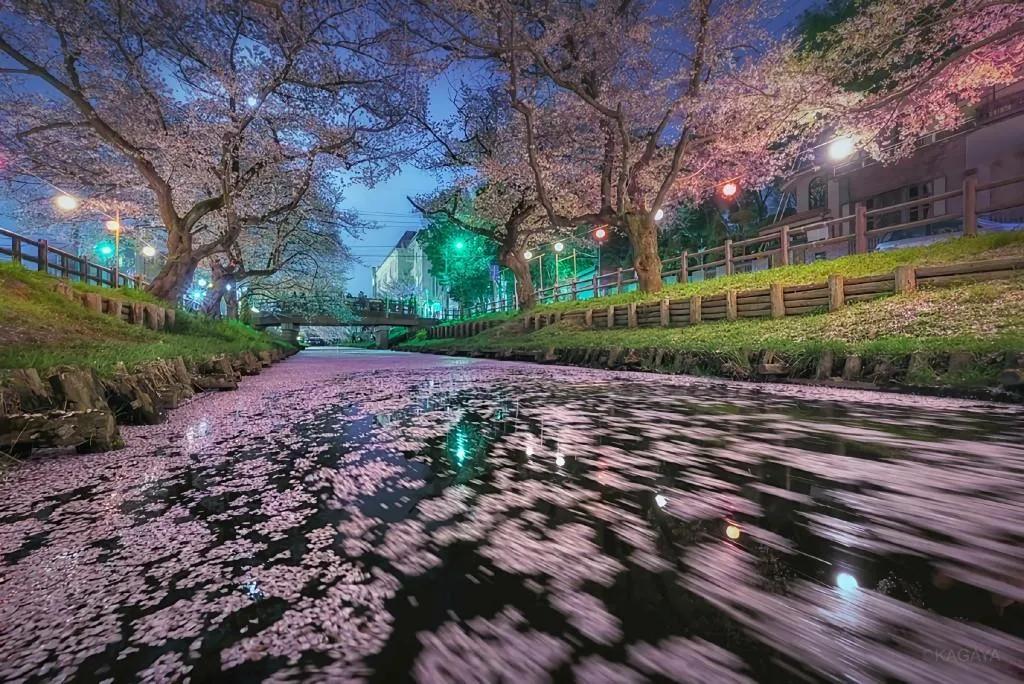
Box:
(865, 182, 933, 230)
(808, 176, 828, 210)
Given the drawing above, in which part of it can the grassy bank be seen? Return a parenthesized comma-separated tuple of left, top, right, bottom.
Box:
(402, 277, 1024, 388)
(0, 262, 293, 375)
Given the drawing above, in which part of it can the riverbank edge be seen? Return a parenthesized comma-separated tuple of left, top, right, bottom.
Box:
(0, 347, 299, 459)
(401, 345, 1024, 403)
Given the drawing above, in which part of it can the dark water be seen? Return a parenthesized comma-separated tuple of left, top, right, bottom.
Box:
(1, 349, 1022, 682)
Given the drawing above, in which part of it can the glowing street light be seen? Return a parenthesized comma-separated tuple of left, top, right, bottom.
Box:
(828, 136, 857, 162)
(553, 242, 565, 253)
(593, 226, 607, 241)
(721, 182, 739, 199)
(654, 494, 668, 508)
(54, 194, 79, 211)
(250, 306, 260, 314)
(454, 240, 465, 250)
(197, 278, 208, 287)
(141, 245, 157, 258)
(523, 250, 534, 260)
(725, 523, 741, 540)
(654, 208, 665, 221)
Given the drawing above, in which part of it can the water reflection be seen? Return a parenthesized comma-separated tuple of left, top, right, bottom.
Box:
(1, 353, 1022, 682)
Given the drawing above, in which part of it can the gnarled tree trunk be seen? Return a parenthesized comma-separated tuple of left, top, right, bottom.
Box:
(624, 212, 662, 293)
(147, 255, 199, 303)
(502, 249, 536, 310)
(147, 224, 197, 302)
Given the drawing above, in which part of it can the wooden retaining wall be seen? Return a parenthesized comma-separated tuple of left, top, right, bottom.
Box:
(427, 256, 1023, 340)
(51, 281, 175, 331)
(426, 318, 504, 340)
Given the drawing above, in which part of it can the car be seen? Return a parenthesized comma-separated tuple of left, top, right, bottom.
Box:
(875, 216, 1024, 251)
(303, 335, 326, 346)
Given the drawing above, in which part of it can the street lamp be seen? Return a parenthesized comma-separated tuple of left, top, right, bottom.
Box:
(104, 211, 123, 270)
(828, 136, 856, 162)
(553, 242, 565, 253)
(54, 194, 79, 211)
(454, 240, 465, 250)
(721, 182, 739, 199)
(654, 208, 665, 221)
(523, 249, 533, 260)
(141, 245, 156, 258)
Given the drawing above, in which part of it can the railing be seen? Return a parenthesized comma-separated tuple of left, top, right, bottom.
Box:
(524, 172, 1024, 306)
(0, 227, 147, 289)
(251, 292, 432, 319)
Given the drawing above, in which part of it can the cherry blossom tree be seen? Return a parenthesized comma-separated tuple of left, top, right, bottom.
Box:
(794, 0, 1024, 160)
(405, 0, 826, 292)
(408, 86, 565, 309)
(200, 189, 360, 318)
(0, 0, 426, 300)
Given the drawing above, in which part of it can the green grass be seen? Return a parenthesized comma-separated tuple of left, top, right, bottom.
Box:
(1, 261, 170, 304)
(0, 262, 292, 375)
(402, 278, 1024, 388)
(529, 232, 1024, 314)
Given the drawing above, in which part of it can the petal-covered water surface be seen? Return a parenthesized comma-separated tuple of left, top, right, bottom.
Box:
(1, 349, 1022, 682)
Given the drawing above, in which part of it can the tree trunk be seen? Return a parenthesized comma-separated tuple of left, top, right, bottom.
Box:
(502, 250, 536, 310)
(147, 256, 198, 302)
(624, 212, 662, 293)
(146, 224, 196, 302)
(225, 286, 239, 319)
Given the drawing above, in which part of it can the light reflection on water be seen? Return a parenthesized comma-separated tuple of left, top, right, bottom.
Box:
(1, 352, 1022, 682)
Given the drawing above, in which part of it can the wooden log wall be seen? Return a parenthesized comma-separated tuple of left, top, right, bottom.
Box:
(426, 256, 1024, 340)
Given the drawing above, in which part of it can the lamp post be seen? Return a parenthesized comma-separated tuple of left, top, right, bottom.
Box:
(104, 210, 122, 275)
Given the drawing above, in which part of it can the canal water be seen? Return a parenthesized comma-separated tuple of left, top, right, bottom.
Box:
(1, 349, 1022, 682)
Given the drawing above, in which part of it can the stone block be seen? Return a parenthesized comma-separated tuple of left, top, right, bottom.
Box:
(1, 408, 119, 453)
(815, 350, 835, 380)
(47, 367, 108, 412)
(946, 351, 974, 375)
(842, 354, 863, 381)
(2, 368, 54, 412)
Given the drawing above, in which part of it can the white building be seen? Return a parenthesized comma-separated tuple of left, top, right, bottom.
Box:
(371, 230, 447, 316)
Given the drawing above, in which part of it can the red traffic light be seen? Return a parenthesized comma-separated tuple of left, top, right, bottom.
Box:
(594, 226, 608, 241)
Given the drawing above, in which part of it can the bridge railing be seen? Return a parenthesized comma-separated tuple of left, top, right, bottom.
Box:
(0, 227, 147, 289)
(250, 293, 432, 320)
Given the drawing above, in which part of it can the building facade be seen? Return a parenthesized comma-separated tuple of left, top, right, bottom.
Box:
(371, 230, 447, 316)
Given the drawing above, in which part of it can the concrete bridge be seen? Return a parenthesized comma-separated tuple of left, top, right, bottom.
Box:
(251, 295, 440, 345)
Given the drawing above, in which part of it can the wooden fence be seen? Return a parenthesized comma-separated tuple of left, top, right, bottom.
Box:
(456, 172, 1024, 318)
(431, 255, 1024, 339)
(0, 227, 147, 289)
